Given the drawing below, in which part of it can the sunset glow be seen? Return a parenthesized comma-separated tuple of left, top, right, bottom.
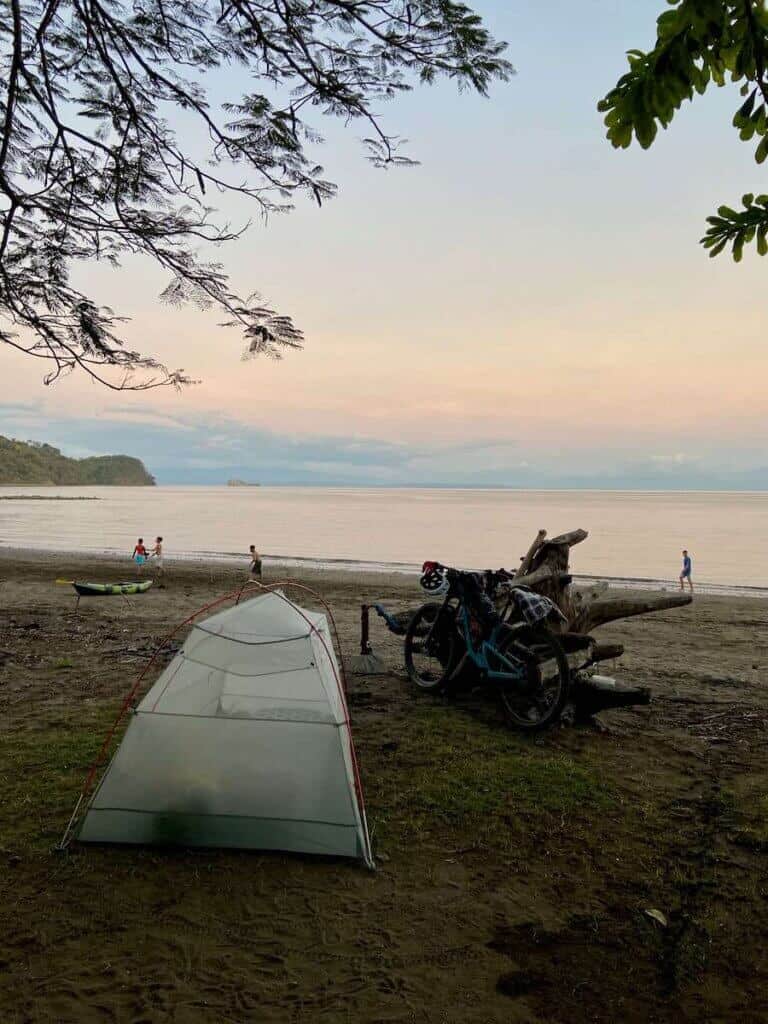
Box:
(1, 1, 765, 487)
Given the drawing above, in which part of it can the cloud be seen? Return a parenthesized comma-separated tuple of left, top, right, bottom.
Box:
(0, 404, 765, 489)
(0, 402, 41, 413)
(649, 453, 700, 468)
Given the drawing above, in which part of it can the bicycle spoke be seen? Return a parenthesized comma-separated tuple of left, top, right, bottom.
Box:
(405, 602, 457, 692)
(496, 625, 569, 731)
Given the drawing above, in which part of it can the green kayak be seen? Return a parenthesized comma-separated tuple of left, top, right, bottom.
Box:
(73, 580, 153, 597)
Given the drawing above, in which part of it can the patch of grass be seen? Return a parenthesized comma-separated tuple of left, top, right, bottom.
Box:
(2, 701, 617, 861)
(53, 657, 74, 670)
(0, 709, 121, 853)
(366, 707, 615, 846)
(733, 792, 768, 850)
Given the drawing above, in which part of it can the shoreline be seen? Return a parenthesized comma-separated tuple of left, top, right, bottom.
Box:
(1, 542, 765, 598)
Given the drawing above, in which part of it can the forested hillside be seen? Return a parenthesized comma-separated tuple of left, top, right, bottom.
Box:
(0, 437, 155, 485)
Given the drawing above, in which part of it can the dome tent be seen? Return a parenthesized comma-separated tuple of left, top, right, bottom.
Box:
(74, 589, 374, 867)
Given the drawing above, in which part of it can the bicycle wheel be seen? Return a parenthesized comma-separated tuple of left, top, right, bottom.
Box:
(494, 623, 570, 731)
(404, 602, 458, 692)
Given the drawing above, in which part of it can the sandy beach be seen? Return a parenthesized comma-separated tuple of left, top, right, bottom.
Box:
(1, 548, 767, 1023)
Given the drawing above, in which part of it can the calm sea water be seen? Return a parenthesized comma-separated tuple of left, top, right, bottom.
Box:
(0, 486, 765, 591)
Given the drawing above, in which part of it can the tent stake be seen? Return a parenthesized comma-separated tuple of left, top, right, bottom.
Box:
(349, 604, 387, 675)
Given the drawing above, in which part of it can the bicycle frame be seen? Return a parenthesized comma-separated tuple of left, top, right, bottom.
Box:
(457, 599, 529, 682)
(429, 581, 529, 684)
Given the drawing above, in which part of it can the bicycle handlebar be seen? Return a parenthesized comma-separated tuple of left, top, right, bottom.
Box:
(422, 560, 512, 580)
(422, 561, 570, 588)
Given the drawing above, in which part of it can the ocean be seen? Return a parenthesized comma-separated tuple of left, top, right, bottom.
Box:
(0, 485, 765, 593)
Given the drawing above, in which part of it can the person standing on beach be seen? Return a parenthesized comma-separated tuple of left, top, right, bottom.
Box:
(132, 538, 148, 573)
(679, 549, 693, 592)
(151, 536, 165, 586)
(249, 544, 263, 581)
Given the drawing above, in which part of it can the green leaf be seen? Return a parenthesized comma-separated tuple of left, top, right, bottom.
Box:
(707, 237, 729, 258)
(610, 123, 633, 148)
(734, 88, 757, 125)
(635, 116, 658, 149)
(600, 9, 768, 266)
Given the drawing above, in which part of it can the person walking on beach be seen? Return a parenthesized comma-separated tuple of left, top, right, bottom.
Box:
(132, 538, 148, 573)
(679, 549, 693, 592)
(249, 544, 262, 581)
(151, 536, 165, 586)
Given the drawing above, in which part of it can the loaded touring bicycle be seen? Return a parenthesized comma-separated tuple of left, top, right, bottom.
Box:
(404, 562, 570, 731)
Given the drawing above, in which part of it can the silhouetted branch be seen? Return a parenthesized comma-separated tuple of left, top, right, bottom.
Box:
(0, 0, 512, 388)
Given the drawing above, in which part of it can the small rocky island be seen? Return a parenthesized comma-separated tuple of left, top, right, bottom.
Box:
(227, 479, 260, 487)
(0, 436, 155, 485)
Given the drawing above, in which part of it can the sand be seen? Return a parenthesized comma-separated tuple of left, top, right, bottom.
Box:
(0, 548, 767, 1023)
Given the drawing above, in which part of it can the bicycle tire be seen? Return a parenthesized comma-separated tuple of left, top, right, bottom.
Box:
(495, 623, 570, 731)
(404, 602, 458, 692)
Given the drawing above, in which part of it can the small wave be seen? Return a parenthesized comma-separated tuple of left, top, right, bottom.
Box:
(1, 541, 765, 597)
(178, 550, 768, 596)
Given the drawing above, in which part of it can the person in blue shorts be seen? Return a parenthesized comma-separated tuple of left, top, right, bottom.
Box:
(132, 537, 148, 573)
(679, 549, 693, 592)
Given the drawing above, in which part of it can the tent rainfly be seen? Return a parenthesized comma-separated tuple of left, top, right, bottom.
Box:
(76, 590, 374, 867)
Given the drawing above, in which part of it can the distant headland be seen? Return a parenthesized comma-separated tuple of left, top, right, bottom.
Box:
(227, 479, 261, 487)
(0, 436, 155, 486)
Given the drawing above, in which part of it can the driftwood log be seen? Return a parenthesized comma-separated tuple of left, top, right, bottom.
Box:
(374, 529, 691, 640)
(372, 527, 693, 723)
(502, 528, 691, 719)
(504, 528, 692, 631)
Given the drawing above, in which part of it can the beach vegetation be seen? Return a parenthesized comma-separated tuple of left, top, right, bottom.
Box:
(0, 702, 617, 858)
(600, 0, 768, 263)
(0, 1, 512, 391)
(0, 435, 155, 485)
(0, 711, 116, 852)
(732, 788, 768, 849)
(365, 706, 615, 849)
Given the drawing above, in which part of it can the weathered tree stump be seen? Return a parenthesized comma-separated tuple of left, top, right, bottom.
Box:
(503, 527, 691, 720)
(502, 527, 692, 630)
(373, 528, 692, 723)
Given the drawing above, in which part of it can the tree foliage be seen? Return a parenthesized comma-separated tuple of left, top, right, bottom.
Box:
(0, 434, 154, 483)
(0, 2, 511, 389)
(599, 0, 768, 262)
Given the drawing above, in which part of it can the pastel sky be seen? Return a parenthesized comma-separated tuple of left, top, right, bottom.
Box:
(1, 1, 766, 487)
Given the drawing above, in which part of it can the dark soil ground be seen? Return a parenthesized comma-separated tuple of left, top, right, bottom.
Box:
(1, 551, 767, 1023)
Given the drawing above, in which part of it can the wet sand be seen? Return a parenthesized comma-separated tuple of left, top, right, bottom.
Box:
(0, 548, 767, 1023)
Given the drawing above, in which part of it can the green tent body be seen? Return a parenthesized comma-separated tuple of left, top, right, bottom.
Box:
(77, 591, 374, 867)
